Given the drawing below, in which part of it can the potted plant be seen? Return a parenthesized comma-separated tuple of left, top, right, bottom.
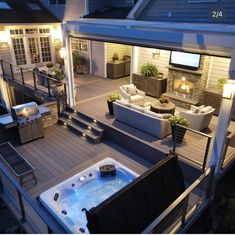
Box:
(159, 95, 169, 106)
(107, 92, 121, 115)
(73, 52, 87, 74)
(217, 78, 227, 90)
(52, 68, 65, 96)
(112, 53, 119, 63)
(168, 115, 189, 143)
(140, 62, 158, 78)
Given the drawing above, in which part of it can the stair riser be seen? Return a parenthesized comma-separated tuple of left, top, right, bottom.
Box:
(62, 113, 103, 136)
(58, 119, 101, 144)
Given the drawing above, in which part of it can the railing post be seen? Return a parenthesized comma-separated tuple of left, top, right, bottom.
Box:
(47, 77, 51, 97)
(63, 83, 67, 110)
(33, 72, 37, 91)
(10, 63, 14, 80)
(202, 137, 211, 172)
(0, 60, 4, 77)
(17, 190, 26, 222)
(20, 68, 25, 85)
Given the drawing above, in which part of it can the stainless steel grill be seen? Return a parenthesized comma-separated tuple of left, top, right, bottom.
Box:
(11, 102, 44, 144)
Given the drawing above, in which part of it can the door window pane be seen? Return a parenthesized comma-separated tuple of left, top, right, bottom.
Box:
(28, 38, 40, 64)
(12, 38, 27, 65)
(40, 37, 52, 62)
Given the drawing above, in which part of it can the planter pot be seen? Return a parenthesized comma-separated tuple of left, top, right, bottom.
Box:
(52, 84, 63, 96)
(171, 125, 187, 144)
(37, 73, 44, 85)
(107, 101, 114, 116)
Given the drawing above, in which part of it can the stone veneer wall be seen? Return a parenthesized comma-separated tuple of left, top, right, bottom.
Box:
(166, 55, 211, 108)
(41, 101, 58, 129)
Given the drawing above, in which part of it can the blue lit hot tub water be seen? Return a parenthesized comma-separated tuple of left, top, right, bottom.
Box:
(39, 158, 139, 233)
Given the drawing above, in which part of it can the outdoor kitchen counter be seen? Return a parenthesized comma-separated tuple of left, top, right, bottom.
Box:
(0, 105, 51, 129)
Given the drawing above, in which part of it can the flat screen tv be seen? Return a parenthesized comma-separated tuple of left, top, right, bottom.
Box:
(170, 51, 201, 70)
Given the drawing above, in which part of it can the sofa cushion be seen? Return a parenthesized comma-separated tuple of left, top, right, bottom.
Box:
(127, 86, 137, 95)
(116, 99, 130, 107)
(144, 109, 163, 119)
(130, 104, 145, 112)
(199, 106, 213, 114)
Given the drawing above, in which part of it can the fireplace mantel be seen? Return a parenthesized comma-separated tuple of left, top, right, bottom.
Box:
(167, 66, 203, 76)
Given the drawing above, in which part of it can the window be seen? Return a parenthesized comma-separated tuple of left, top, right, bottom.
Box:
(71, 38, 88, 53)
(189, 0, 217, 2)
(27, 3, 41, 10)
(10, 29, 23, 35)
(0, 2, 11, 9)
(49, 0, 66, 5)
(25, 28, 38, 34)
(39, 28, 50, 34)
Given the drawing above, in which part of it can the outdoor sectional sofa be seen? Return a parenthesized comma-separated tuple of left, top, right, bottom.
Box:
(113, 101, 171, 139)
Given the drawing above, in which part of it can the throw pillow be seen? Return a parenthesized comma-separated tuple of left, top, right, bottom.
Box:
(199, 106, 213, 114)
(191, 105, 205, 114)
(130, 104, 145, 112)
(144, 109, 163, 119)
(127, 86, 137, 96)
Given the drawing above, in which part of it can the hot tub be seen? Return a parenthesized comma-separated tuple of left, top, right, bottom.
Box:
(39, 158, 139, 234)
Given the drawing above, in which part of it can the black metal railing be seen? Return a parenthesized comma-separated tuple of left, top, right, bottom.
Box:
(0, 163, 65, 233)
(0, 59, 67, 112)
(172, 124, 212, 172)
(142, 166, 214, 234)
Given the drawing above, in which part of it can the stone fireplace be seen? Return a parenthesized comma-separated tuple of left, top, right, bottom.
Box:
(164, 55, 210, 109)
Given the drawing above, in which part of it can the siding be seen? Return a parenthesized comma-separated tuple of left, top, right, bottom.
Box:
(207, 56, 230, 87)
(64, 0, 86, 20)
(0, 44, 12, 62)
(91, 41, 105, 77)
(88, 0, 133, 12)
(137, 47, 170, 77)
(106, 43, 131, 62)
(138, 0, 235, 24)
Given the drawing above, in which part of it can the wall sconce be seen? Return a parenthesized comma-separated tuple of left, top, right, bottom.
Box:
(222, 80, 235, 99)
(0, 31, 10, 45)
(59, 47, 67, 59)
(152, 49, 161, 59)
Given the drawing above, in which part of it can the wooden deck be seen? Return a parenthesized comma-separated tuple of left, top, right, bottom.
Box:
(8, 125, 151, 197)
(75, 94, 235, 170)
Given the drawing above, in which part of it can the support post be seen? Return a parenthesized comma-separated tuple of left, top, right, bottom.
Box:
(33, 72, 37, 91)
(10, 63, 14, 80)
(209, 97, 235, 175)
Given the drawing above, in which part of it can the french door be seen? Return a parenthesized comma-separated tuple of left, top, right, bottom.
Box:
(10, 28, 53, 68)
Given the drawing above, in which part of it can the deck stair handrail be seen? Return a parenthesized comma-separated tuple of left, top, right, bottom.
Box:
(0, 162, 65, 233)
(0, 59, 67, 111)
(172, 124, 212, 172)
(142, 166, 214, 234)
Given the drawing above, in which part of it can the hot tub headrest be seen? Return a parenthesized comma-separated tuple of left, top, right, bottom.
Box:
(85, 155, 185, 234)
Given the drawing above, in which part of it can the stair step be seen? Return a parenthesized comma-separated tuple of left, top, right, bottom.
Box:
(63, 111, 103, 135)
(58, 117, 102, 144)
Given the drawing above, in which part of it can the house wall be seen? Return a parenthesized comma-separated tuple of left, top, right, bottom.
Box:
(136, 47, 170, 78)
(0, 44, 12, 63)
(138, 0, 235, 24)
(106, 43, 131, 62)
(64, 0, 86, 20)
(91, 41, 105, 77)
(207, 57, 230, 87)
(88, 0, 134, 12)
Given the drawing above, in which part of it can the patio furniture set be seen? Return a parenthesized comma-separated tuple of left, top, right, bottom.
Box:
(116, 84, 215, 138)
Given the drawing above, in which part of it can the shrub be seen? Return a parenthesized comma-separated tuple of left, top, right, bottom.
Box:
(168, 115, 189, 127)
(107, 92, 121, 102)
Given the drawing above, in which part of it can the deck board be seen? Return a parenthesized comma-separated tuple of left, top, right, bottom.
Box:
(10, 125, 150, 197)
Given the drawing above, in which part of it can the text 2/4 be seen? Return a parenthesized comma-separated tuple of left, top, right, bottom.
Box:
(212, 11, 223, 18)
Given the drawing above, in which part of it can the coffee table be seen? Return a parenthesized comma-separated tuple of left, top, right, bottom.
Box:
(150, 100, 175, 114)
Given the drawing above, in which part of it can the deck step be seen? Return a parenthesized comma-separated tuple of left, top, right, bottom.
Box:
(62, 111, 104, 135)
(58, 117, 102, 144)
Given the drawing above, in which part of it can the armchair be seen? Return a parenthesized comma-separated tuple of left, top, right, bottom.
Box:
(119, 84, 145, 106)
(179, 106, 215, 131)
